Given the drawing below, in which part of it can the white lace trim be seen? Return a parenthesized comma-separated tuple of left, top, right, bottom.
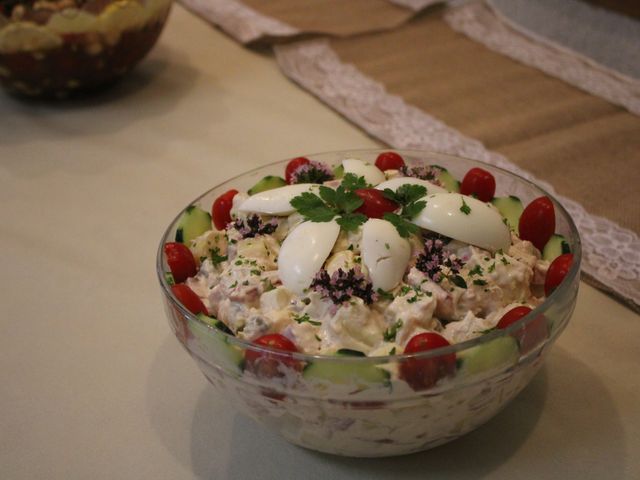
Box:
(275, 39, 640, 310)
(444, 1, 640, 116)
(179, 0, 299, 44)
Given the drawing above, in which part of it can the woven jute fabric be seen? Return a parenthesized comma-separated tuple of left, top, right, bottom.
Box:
(328, 11, 640, 234)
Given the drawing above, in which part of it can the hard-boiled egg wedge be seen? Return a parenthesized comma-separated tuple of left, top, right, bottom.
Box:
(278, 220, 340, 294)
(361, 219, 411, 291)
(376, 177, 447, 195)
(342, 158, 385, 186)
(411, 193, 510, 252)
(238, 183, 317, 216)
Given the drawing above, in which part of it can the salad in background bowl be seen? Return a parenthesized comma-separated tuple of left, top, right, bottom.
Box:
(157, 149, 580, 457)
(0, 0, 172, 97)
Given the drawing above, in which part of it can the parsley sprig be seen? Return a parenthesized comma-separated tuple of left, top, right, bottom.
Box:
(290, 174, 368, 232)
(382, 184, 428, 238)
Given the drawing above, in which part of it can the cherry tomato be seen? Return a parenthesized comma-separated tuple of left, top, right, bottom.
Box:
(399, 332, 456, 391)
(244, 334, 302, 379)
(164, 242, 197, 283)
(375, 151, 405, 171)
(171, 284, 208, 315)
(496, 306, 547, 353)
(460, 167, 496, 202)
(518, 196, 555, 252)
(354, 189, 399, 219)
(285, 157, 311, 184)
(212, 189, 238, 230)
(545, 253, 574, 297)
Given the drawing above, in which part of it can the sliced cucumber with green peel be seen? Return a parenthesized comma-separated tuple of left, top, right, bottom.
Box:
(491, 196, 524, 231)
(190, 314, 243, 373)
(333, 164, 344, 179)
(336, 348, 366, 357)
(164, 272, 175, 286)
(459, 336, 519, 375)
(431, 165, 460, 193)
(175, 206, 212, 245)
(197, 313, 234, 335)
(303, 355, 389, 385)
(542, 234, 571, 262)
(247, 175, 287, 195)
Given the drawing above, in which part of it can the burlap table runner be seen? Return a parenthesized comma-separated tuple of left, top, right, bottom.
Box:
(179, 0, 441, 44)
(275, 8, 640, 310)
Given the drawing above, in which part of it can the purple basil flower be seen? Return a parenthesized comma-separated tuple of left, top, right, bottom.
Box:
(290, 160, 334, 184)
(311, 267, 377, 305)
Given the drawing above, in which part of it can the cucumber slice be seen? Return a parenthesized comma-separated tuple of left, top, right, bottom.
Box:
(431, 165, 460, 193)
(164, 272, 175, 286)
(190, 314, 243, 373)
(458, 336, 519, 375)
(333, 164, 344, 179)
(336, 348, 366, 357)
(197, 313, 233, 335)
(247, 175, 287, 195)
(542, 234, 571, 262)
(175, 205, 212, 245)
(491, 195, 524, 231)
(303, 355, 389, 385)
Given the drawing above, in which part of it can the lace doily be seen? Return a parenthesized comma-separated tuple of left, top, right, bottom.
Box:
(444, 1, 640, 116)
(179, 0, 299, 44)
(275, 39, 640, 311)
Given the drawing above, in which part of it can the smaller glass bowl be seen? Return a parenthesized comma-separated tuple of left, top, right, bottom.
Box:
(0, 0, 172, 97)
(157, 149, 581, 457)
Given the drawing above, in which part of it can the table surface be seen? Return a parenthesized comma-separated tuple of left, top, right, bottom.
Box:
(1, 6, 638, 480)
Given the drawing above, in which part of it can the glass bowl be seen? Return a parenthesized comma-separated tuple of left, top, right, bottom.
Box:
(0, 0, 172, 97)
(156, 149, 581, 457)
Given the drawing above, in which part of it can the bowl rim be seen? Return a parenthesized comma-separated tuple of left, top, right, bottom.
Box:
(156, 148, 581, 363)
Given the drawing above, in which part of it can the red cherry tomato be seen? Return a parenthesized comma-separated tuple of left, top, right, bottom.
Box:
(285, 157, 311, 184)
(212, 189, 238, 230)
(496, 306, 547, 353)
(518, 196, 555, 252)
(460, 167, 496, 202)
(545, 253, 574, 297)
(399, 332, 456, 391)
(244, 334, 302, 379)
(171, 284, 208, 315)
(375, 151, 405, 171)
(354, 189, 399, 219)
(164, 242, 197, 283)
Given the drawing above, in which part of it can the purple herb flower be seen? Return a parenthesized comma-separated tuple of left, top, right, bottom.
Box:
(400, 164, 443, 186)
(311, 267, 377, 305)
(290, 160, 334, 184)
(416, 238, 464, 282)
(232, 214, 278, 239)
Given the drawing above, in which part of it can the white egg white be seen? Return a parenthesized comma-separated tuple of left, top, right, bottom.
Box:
(376, 177, 447, 195)
(361, 219, 411, 291)
(411, 193, 510, 252)
(342, 159, 385, 186)
(238, 184, 317, 216)
(278, 220, 340, 294)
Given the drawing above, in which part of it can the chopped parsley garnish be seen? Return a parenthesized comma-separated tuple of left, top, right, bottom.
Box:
(501, 256, 510, 266)
(293, 313, 321, 326)
(230, 281, 238, 288)
(382, 184, 428, 238)
(210, 247, 228, 266)
(468, 264, 484, 276)
(389, 347, 396, 355)
(473, 279, 487, 286)
(450, 275, 468, 289)
(290, 174, 368, 232)
(383, 213, 419, 238)
(314, 334, 322, 342)
(377, 288, 395, 301)
(460, 197, 471, 215)
(488, 262, 496, 273)
(383, 320, 403, 342)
